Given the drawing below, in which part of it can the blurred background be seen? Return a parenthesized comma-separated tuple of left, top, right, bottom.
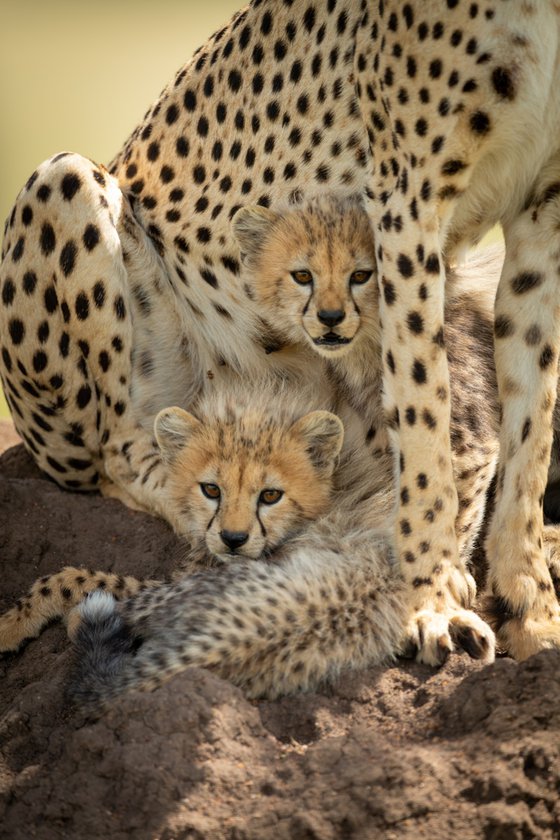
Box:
(0, 0, 241, 417)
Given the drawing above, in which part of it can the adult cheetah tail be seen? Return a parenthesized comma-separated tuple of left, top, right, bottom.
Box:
(68, 592, 138, 706)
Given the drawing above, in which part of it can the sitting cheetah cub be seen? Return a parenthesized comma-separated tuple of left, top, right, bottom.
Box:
(0, 381, 346, 654)
(233, 193, 560, 655)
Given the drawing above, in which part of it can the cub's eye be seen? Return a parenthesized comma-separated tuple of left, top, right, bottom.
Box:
(259, 488, 284, 505)
(200, 483, 221, 500)
(291, 270, 313, 286)
(350, 270, 373, 285)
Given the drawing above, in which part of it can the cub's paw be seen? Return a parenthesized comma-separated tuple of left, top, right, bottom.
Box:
(400, 606, 495, 666)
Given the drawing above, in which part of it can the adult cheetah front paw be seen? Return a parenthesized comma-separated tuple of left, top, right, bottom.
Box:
(401, 606, 496, 665)
(400, 569, 495, 665)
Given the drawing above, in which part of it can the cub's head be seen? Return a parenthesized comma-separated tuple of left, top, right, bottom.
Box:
(155, 394, 343, 562)
(233, 194, 378, 358)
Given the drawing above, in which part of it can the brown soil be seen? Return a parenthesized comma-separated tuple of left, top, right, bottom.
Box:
(1, 432, 559, 840)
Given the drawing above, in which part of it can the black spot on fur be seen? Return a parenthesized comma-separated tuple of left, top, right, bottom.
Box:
(397, 253, 414, 278)
(61, 173, 81, 201)
(469, 110, 491, 135)
(412, 360, 427, 384)
(83, 224, 100, 251)
(491, 66, 515, 100)
(494, 315, 514, 338)
(40, 223, 56, 256)
(511, 272, 543, 295)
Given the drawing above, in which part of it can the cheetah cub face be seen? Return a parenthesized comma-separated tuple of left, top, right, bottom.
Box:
(233, 194, 378, 358)
(154, 390, 343, 562)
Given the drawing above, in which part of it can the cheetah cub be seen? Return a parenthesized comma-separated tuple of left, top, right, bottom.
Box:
(233, 194, 387, 452)
(6, 378, 406, 703)
(0, 381, 344, 654)
(155, 383, 344, 565)
(233, 193, 546, 659)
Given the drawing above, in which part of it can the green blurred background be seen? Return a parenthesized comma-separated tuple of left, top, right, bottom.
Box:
(0, 0, 501, 422)
(0, 0, 241, 418)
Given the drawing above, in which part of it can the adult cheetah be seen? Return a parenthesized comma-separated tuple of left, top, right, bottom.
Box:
(2, 1, 560, 665)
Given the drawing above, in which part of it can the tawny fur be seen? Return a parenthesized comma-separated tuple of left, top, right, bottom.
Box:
(0, 567, 157, 653)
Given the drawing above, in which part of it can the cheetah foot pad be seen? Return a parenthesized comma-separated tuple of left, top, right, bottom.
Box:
(400, 607, 496, 667)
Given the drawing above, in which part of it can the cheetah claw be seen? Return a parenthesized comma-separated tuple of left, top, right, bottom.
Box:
(400, 608, 496, 666)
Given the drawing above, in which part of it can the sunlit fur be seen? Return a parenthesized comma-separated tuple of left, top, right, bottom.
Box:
(154, 383, 344, 563)
(233, 194, 379, 359)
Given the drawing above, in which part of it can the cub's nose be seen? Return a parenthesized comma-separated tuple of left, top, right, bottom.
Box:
(220, 530, 249, 551)
(317, 309, 345, 327)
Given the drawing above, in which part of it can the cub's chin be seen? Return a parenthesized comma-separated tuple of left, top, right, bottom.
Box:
(308, 331, 356, 357)
(213, 547, 265, 563)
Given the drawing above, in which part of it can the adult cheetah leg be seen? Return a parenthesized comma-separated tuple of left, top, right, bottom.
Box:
(0, 153, 173, 523)
(373, 218, 494, 666)
(352, 3, 497, 667)
(486, 161, 560, 658)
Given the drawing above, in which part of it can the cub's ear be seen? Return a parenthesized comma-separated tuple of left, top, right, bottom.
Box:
(154, 407, 201, 462)
(232, 205, 280, 261)
(290, 410, 344, 473)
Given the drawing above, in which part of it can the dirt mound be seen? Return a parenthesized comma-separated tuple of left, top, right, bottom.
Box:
(1, 438, 559, 840)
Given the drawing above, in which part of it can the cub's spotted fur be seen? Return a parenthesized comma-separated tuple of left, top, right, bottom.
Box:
(0, 568, 157, 654)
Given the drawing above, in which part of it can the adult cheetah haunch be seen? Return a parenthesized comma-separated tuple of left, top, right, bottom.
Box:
(1, 0, 560, 666)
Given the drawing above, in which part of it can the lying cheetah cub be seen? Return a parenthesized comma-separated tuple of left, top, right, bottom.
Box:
(157, 384, 344, 565)
(2, 382, 406, 702)
(0, 382, 345, 654)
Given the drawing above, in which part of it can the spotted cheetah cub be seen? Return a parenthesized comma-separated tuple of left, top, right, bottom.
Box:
(156, 383, 344, 564)
(233, 194, 385, 447)
(233, 194, 517, 659)
(52, 383, 405, 704)
(0, 381, 345, 654)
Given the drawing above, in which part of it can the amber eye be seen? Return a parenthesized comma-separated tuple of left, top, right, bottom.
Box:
(350, 269, 373, 285)
(291, 270, 313, 285)
(200, 483, 221, 500)
(259, 488, 284, 505)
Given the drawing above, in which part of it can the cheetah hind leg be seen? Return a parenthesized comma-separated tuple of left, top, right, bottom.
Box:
(485, 165, 560, 660)
(0, 152, 176, 525)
